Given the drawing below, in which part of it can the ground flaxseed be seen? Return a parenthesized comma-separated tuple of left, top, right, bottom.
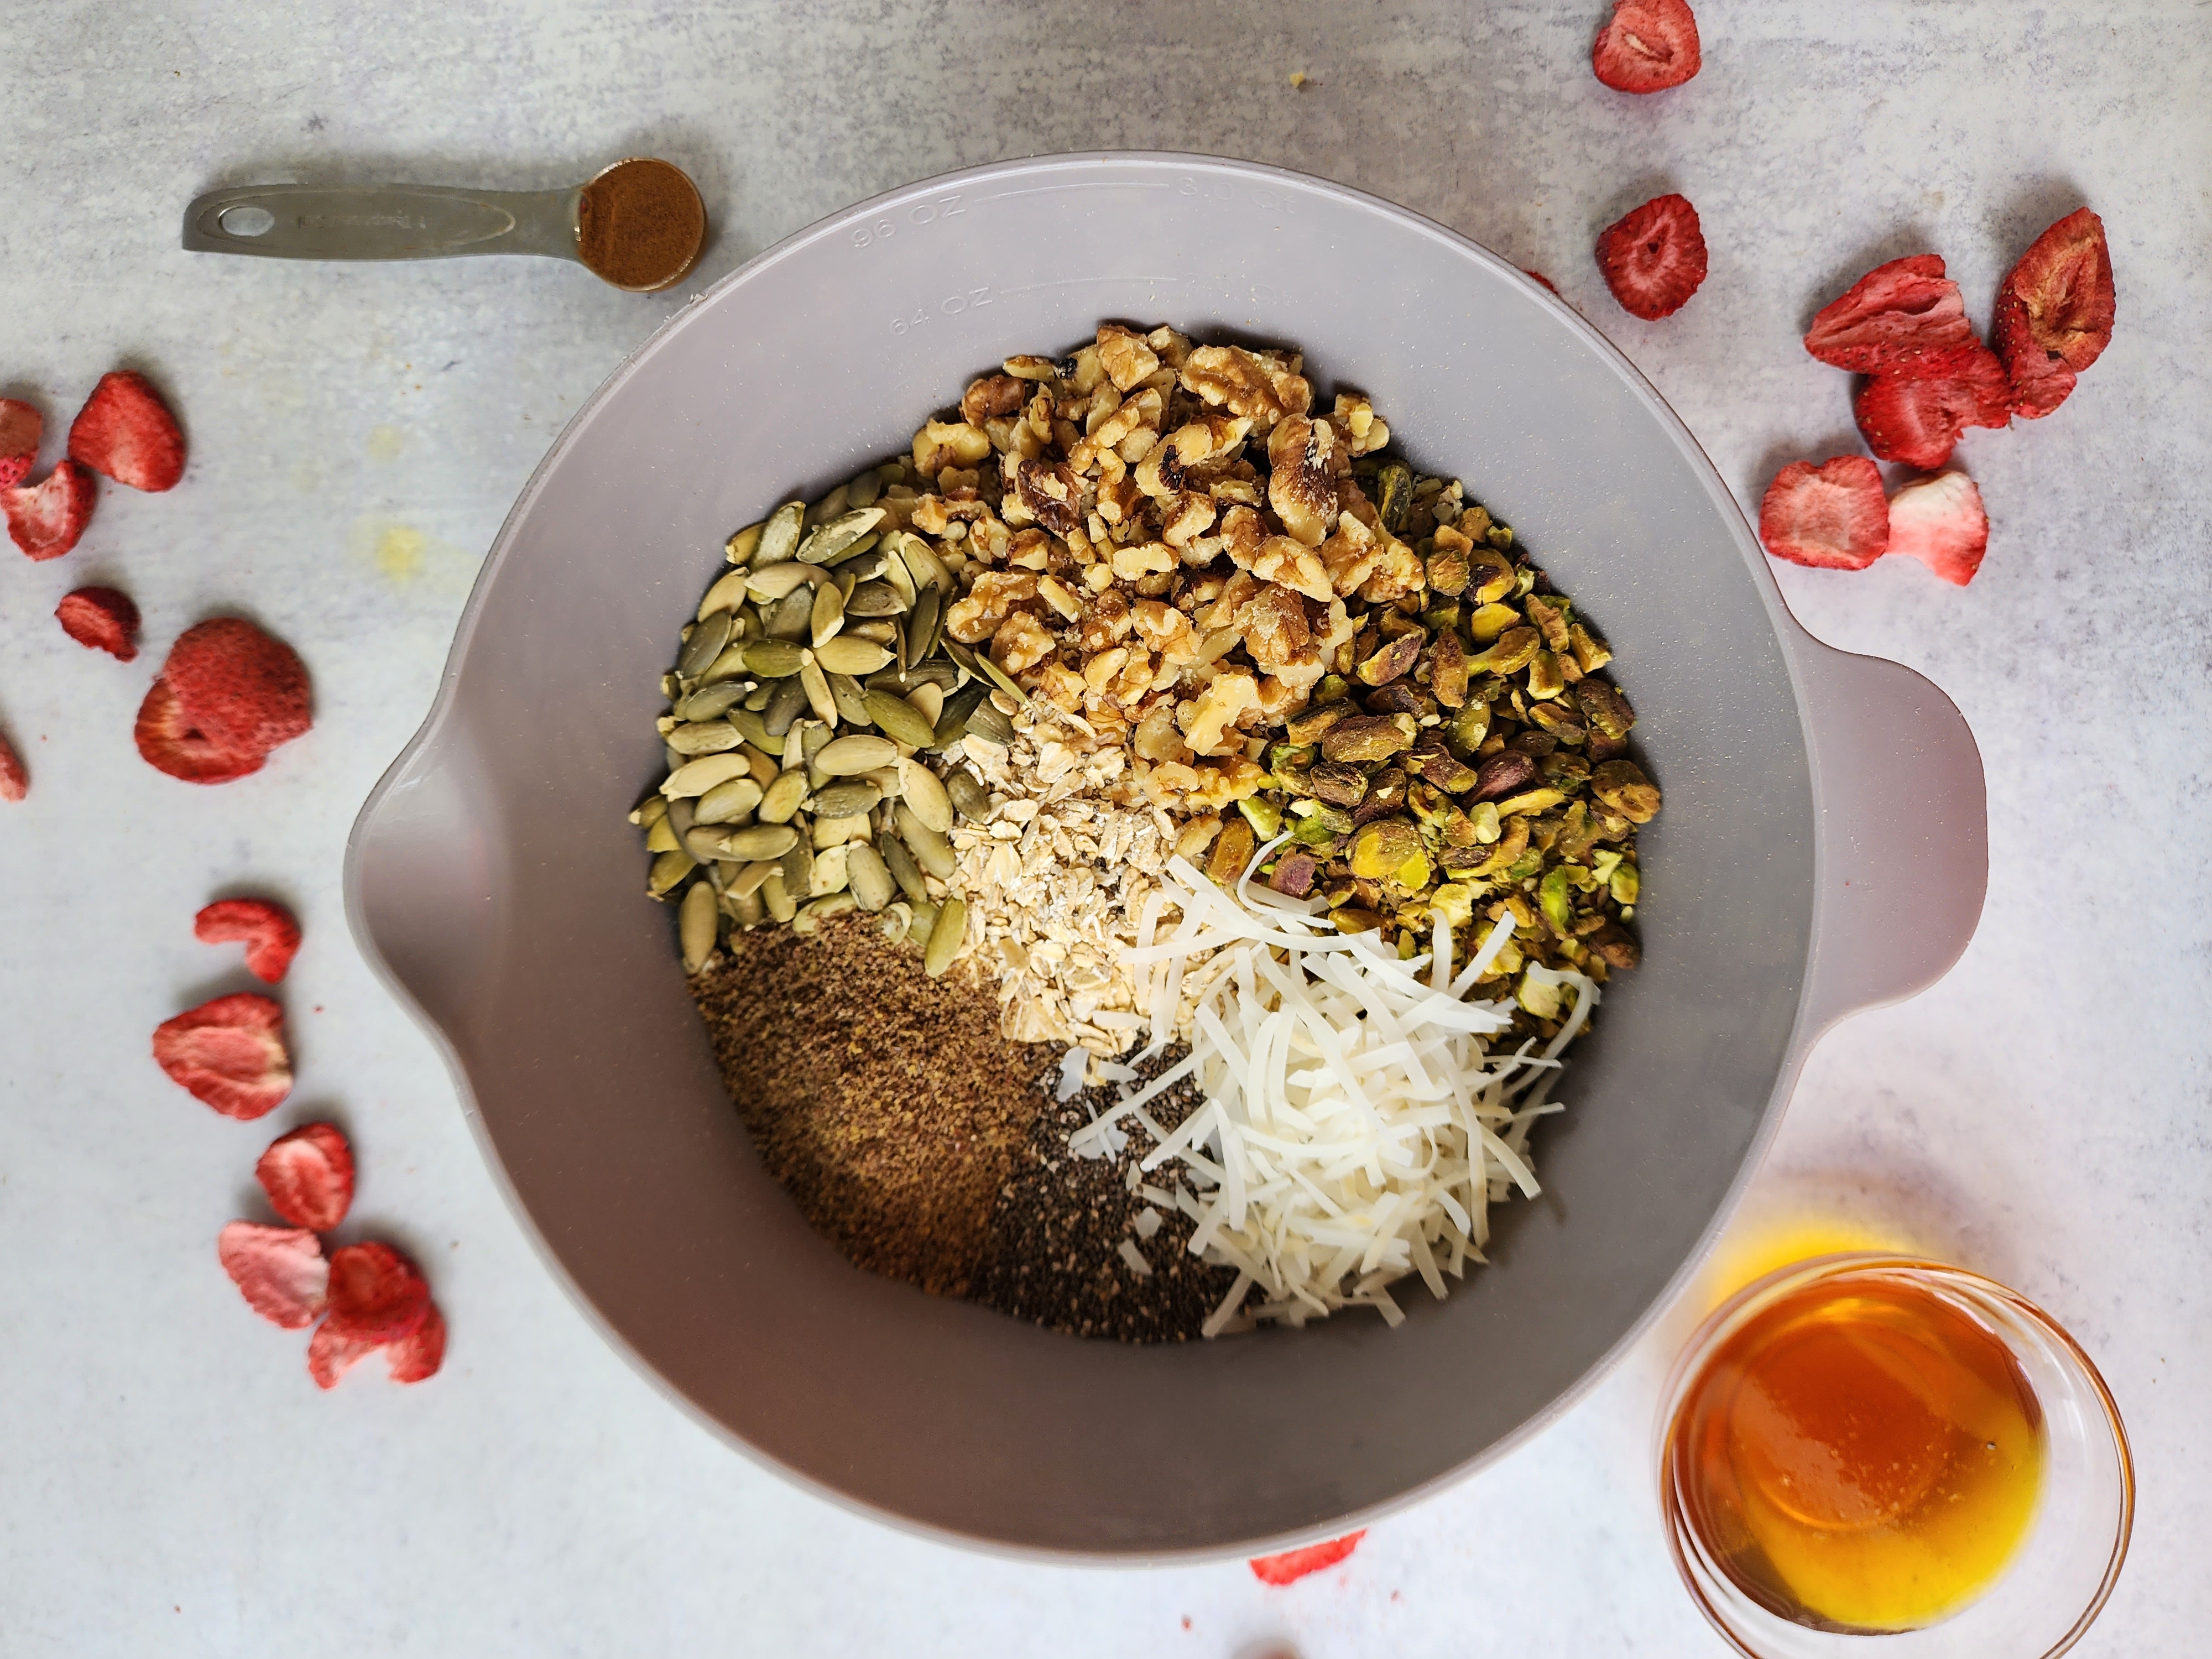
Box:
(688, 920, 1048, 1297)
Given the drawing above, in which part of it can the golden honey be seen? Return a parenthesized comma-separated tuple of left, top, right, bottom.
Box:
(1668, 1272, 2044, 1631)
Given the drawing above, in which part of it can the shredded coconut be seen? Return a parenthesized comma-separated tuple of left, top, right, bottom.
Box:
(1075, 843, 1595, 1332)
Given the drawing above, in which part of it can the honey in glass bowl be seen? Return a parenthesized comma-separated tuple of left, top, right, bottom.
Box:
(1666, 1267, 2044, 1632)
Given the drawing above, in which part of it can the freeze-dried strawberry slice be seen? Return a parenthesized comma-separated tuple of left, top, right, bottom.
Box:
(1596, 194, 1707, 320)
(163, 618, 312, 759)
(134, 677, 265, 784)
(0, 731, 24, 804)
(1853, 346, 2012, 469)
(1757, 457, 1889, 570)
(322, 1242, 432, 1344)
(217, 1221, 328, 1329)
(55, 586, 140, 661)
(1803, 254, 1980, 376)
(152, 992, 292, 1119)
(68, 371, 185, 492)
(1885, 471, 1990, 587)
(0, 399, 38, 490)
(1994, 207, 2115, 419)
(385, 1302, 448, 1384)
(307, 1321, 380, 1390)
(195, 897, 302, 984)
(1250, 1530, 1366, 1585)
(4, 460, 96, 561)
(1524, 268, 1561, 295)
(256, 1122, 354, 1232)
(1591, 0, 1700, 93)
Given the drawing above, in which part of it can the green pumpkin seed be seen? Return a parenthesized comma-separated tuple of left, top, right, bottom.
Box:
(662, 753, 752, 799)
(697, 569, 751, 620)
(761, 870, 797, 923)
(701, 643, 751, 685)
(878, 901, 913, 943)
(678, 680, 749, 722)
(881, 833, 929, 904)
(791, 893, 857, 933)
(764, 587, 815, 641)
(696, 775, 765, 825)
(844, 467, 883, 508)
(815, 637, 894, 677)
(881, 548, 919, 609)
(905, 585, 942, 664)
(758, 769, 809, 823)
(810, 582, 846, 647)
(679, 879, 719, 971)
(761, 677, 808, 737)
(896, 533, 952, 596)
(964, 695, 1016, 746)
(714, 824, 800, 863)
(821, 529, 882, 567)
(865, 690, 937, 749)
(907, 899, 941, 953)
(846, 843, 895, 912)
(744, 639, 805, 678)
(755, 502, 805, 567)
(924, 896, 966, 977)
(799, 655, 838, 726)
(745, 560, 816, 602)
(644, 816, 681, 853)
(812, 780, 883, 818)
(632, 793, 670, 828)
(730, 708, 782, 756)
(944, 764, 990, 821)
(779, 839, 812, 894)
(725, 519, 765, 566)
(726, 885, 765, 927)
(931, 684, 988, 748)
(648, 848, 697, 897)
(796, 507, 886, 565)
(898, 805, 956, 879)
(729, 860, 779, 899)
(817, 734, 899, 775)
(667, 719, 743, 756)
(898, 760, 953, 833)
(807, 845, 851, 896)
(683, 823, 737, 863)
(846, 580, 906, 617)
(677, 610, 733, 679)
(827, 671, 874, 727)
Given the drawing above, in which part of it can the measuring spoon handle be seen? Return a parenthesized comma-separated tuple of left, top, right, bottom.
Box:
(181, 184, 578, 262)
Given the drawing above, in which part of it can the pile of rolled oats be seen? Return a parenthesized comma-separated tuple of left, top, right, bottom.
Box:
(638, 321, 1658, 1051)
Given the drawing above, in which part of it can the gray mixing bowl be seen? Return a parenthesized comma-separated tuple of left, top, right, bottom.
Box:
(345, 154, 1986, 1559)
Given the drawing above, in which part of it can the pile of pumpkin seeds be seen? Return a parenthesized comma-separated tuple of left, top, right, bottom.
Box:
(631, 460, 1018, 979)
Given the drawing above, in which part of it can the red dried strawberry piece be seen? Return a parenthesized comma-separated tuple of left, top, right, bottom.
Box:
(195, 896, 302, 984)
(1803, 254, 1980, 376)
(217, 1221, 328, 1329)
(67, 371, 185, 492)
(134, 677, 265, 784)
(1591, 0, 1700, 93)
(1757, 457, 1890, 571)
(385, 1302, 448, 1384)
(163, 618, 312, 759)
(323, 1242, 433, 1344)
(1853, 346, 2011, 469)
(4, 460, 96, 561)
(1885, 471, 1989, 587)
(1523, 268, 1561, 295)
(256, 1122, 354, 1232)
(0, 731, 24, 804)
(1250, 1530, 1366, 1585)
(55, 586, 140, 662)
(152, 992, 292, 1119)
(1994, 207, 2115, 419)
(1596, 193, 1707, 320)
(0, 398, 38, 490)
(307, 1321, 380, 1390)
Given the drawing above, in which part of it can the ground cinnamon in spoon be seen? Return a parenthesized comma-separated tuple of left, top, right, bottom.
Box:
(576, 158, 705, 292)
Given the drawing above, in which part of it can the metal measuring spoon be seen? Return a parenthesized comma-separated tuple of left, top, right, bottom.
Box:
(181, 158, 706, 293)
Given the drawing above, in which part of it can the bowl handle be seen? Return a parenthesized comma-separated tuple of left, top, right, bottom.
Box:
(1791, 637, 1987, 1039)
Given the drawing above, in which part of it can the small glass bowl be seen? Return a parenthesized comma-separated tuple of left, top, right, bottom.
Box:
(1656, 1254, 2132, 1659)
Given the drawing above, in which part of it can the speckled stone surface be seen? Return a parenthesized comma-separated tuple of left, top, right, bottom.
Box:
(0, 4, 2204, 1653)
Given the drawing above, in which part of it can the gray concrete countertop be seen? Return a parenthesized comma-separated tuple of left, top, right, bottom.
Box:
(0, 3, 2203, 1653)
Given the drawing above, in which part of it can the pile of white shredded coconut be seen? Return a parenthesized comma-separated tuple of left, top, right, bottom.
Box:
(1067, 838, 1597, 1335)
